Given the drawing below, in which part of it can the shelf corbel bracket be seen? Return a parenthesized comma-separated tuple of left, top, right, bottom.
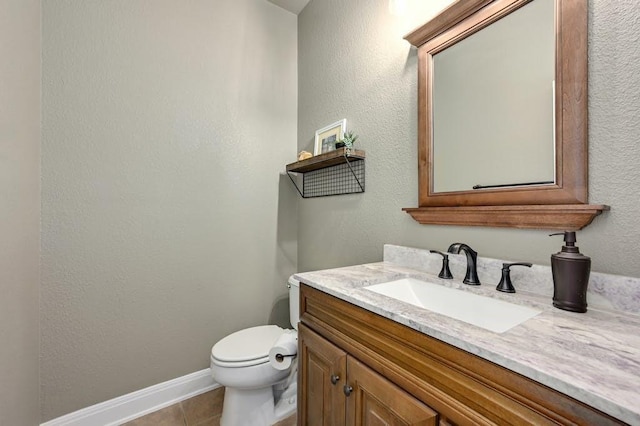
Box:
(286, 170, 306, 198)
(343, 151, 365, 193)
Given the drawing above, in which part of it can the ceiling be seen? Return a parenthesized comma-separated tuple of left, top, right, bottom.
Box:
(267, 0, 310, 15)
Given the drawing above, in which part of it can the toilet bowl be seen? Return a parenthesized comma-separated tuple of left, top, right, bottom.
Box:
(210, 277, 300, 426)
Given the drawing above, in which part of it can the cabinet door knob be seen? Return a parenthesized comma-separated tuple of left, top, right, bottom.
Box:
(343, 385, 353, 396)
(330, 374, 340, 385)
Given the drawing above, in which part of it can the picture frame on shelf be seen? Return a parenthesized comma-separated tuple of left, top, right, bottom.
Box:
(314, 119, 346, 155)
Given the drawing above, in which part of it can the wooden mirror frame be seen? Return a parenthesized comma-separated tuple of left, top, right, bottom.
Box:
(402, 0, 608, 230)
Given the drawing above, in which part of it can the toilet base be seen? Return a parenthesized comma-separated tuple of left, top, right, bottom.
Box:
(219, 379, 297, 426)
(220, 386, 275, 426)
(273, 380, 297, 422)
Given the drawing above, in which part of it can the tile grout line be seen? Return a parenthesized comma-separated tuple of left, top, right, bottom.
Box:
(178, 400, 188, 426)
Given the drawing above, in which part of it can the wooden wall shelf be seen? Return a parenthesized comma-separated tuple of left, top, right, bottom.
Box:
(286, 148, 365, 198)
(402, 204, 609, 230)
(286, 148, 365, 173)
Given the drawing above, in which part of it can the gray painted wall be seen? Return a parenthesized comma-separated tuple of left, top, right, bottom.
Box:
(41, 0, 297, 420)
(0, 0, 41, 424)
(298, 0, 640, 278)
(5, 0, 638, 422)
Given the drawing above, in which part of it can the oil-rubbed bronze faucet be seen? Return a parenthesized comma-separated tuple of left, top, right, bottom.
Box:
(447, 243, 481, 285)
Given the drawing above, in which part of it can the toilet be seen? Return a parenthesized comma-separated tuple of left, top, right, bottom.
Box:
(210, 276, 300, 426)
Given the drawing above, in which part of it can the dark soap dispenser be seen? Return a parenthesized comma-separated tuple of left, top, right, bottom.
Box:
(549, 231, 591, 313)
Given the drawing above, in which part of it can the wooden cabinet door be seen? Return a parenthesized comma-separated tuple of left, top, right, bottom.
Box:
(346, 357, 438, 426)
(299, 323, 347, 426)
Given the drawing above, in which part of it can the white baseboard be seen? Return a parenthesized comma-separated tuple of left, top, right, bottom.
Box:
(41, 368, 220, 426)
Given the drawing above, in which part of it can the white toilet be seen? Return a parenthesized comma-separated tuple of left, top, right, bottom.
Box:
(210, 276, 300, 426)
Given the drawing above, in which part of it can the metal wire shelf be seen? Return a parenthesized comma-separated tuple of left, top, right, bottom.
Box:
(286, 148, 365, 198)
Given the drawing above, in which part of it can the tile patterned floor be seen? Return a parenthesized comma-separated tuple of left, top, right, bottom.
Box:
(120, 387, 296, 426)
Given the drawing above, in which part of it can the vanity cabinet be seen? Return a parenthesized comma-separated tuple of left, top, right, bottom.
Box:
(298, 323, 346, 425)
(299, 323, 437, 425)
(298, 283, 623, 425)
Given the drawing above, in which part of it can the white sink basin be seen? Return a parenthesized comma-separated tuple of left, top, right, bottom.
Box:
(365, 278, 541, 333)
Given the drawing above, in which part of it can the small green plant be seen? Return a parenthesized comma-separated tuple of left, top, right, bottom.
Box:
(338, 131, 358, 149)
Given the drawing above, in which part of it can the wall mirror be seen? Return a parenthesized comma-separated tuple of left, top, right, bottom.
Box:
(402, 0, 607, 230)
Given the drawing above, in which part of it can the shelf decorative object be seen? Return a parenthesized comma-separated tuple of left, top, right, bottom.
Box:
(314, 119, 347, 155)
(335, 131, 358, 150)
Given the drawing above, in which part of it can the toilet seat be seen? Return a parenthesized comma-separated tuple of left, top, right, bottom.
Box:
(211, 325, 284, 368)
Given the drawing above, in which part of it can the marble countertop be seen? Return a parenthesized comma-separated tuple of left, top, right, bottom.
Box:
(294, 260, 640, 424)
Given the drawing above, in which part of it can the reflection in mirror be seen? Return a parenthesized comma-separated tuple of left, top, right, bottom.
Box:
(432, 0, 555, 193)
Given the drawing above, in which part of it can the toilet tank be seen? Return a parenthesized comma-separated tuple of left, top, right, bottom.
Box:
(288, 276, 300, 329)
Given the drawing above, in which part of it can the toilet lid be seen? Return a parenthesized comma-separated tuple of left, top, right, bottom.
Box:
(211, 325, 284, 363)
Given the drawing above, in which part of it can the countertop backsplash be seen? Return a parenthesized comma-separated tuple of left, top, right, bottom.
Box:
(383, 244, 640, 315)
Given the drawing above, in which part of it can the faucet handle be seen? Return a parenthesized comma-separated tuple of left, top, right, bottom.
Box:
(429, 250, 453, 279)
(496, 262, 532, 293)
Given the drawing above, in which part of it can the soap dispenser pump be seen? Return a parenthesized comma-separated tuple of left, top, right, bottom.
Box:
(549, 231, 591, 313)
